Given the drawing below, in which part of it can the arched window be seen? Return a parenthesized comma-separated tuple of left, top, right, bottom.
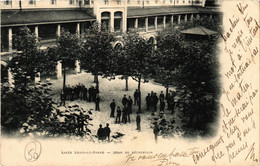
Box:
(114, 12, 123, 32)
(101, 12, 111, 30)
(114, 43, 123, 50)
(148, 37, 156, 50)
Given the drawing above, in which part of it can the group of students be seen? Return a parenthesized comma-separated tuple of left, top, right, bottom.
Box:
(97, 123, 111, 142)
(145, 91, 176, 114)
(60, 84, 101, 109)
(109, 94, 134, 124)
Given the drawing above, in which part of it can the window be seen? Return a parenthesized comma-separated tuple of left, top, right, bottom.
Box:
(29, 0, 35, 5)
(104, 0, 108, 5)
(5, 0, 12, 5)
(84, 0, 89, 5)
(51, 0, 56, 5)
(69, 0, 74, 5)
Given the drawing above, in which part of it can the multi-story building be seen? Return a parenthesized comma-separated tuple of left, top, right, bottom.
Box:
(1, 0, 221, 54)
(1, 0, 221, 83)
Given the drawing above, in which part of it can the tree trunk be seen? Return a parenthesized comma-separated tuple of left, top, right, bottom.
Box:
(137, 76, 141, 114)
(94, 74, 99, 91)
(125, 76, 128, 91)
(63, 66, 66, 90)
(166, 85, 169, 99)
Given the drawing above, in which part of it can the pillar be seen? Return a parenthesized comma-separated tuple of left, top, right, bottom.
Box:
(110, 12, 114, 32)
(8, 28, 12, 52)
(185, 14, 187, 23)
(178, 15, 181, 24)
(35, 72, 40, 83)
(135, 18, 138, 30)
(155, 16, 158, 30)
(75, 60, 80, 73)
(210, 14, 212, 19)
(8, 57, 14, 87)
(35, 26, 39, 38)
(56, 60, 62, 79)
(196, 14, 200, 19)
(171, 15, 173, 24)
(76, 23, 80, 36)
(163, 15, 166, 28)
(57, 24, 61, 37)
(191, 14, 194, 21)
(145, 17, 148, 32)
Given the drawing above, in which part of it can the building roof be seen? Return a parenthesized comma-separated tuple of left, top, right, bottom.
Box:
(180, 26, 218, 35)
(197, 7, 221, 14)
(127, 6, 200, 17)
(1, 9, 95, 27)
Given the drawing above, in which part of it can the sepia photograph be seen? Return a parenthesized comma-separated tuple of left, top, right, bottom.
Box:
(0, 0, 259, 165)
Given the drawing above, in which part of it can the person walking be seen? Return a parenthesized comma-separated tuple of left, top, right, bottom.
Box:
(128, 96, 133, 114)
(134, 89, 138, 105)
(153, 122, 160, 143)
(116, 106, 121, 124)
(97, 124, 105, 141)
(136, 114, 141, 131)
(160, 100, 165, 114)
(60, 89, 66, 106)
(95, 94, 100, 111)
(122, 95, 128, 107)
(110, 99, 116, 118)
(104, 123, 111, 142)
(159, 91, 165, 103)
(122, 106, 127, 124)
(146, 93, 151, 111)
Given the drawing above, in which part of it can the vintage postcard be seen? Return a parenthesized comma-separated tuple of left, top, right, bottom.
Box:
(0, 0, 259, 165)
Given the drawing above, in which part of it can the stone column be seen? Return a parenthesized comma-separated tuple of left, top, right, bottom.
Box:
(155, 16, 158, 30)
(56, 60, 62, 79)
(185, 14, 187, 23)
(8, 57, 14, 87)
(75, 60, 80, 73)
(35, 72, 41, 83)
(35, 26, 39, 38)
(178, 15, 181, 24)
(171, 15, 173, 24)
(191, 14, 194, 21)
(76, 23, 80, 36)
(135, 18, 138, 30)
(145, 17, 148, 32)
(57, 24, 61, 37)
(196, 14, 200, 19)
(163, 15, 166, 28)
(110, 12, 114, 32)
(8, 28, 12, 52)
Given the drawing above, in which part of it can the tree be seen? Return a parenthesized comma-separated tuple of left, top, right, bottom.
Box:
(112, 43, 131, 91)
(80, 22, 116, 90)
(56, 29, 81, 90)
(38, 47, 58, 76)
(122, 31, 154, 113)
(1, 81, 54, 134)
(156, 17, 221, 135)
(9, 26, 40, 86)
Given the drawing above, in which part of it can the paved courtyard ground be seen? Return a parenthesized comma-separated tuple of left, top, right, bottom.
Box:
(47, 71, 184, 144)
